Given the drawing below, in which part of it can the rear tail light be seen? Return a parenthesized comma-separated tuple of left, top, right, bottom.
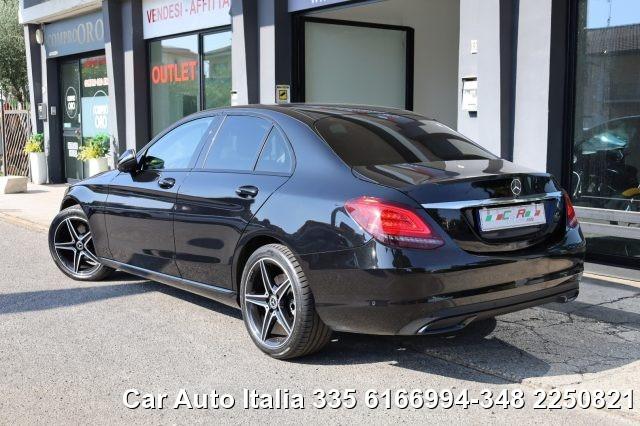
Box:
(563, 192, 579, 228)
(345, 196, 444, 249)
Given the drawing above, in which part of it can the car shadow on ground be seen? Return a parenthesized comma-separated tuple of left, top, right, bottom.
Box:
(2, 274, 638, 384)
(0, 272, 240, 320)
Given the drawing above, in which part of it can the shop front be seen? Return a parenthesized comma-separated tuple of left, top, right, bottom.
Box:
(44, 11, 108, 182)
(570, 0, 640, 263)
(290, 0, 460, 129)
(143, 0, 232, 137)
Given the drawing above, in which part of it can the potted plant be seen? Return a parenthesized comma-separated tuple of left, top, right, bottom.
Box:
(24, 133, 47, 184)
(78, 133, 110, 177)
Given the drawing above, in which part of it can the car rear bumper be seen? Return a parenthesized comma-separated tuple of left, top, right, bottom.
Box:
(299, 232, 585, 335)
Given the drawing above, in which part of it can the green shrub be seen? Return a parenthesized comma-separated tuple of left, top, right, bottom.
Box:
(78, 134, 110, 161)
(24, 133, 44, 153)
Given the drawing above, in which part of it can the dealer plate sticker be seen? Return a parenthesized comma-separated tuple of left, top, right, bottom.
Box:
(479, 203, 546, 231)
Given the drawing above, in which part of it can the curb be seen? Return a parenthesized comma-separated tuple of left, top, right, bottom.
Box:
(0, 212, 48, 233)
(583, 272, 640, 289)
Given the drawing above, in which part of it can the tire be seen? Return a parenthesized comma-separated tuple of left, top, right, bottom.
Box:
(240, 243, 332, 359)
(48, 205, 114, 281)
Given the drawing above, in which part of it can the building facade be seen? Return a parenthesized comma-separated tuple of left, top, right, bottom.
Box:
(19, 0, 640, 264)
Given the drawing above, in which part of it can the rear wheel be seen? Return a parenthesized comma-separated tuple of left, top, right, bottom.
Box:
(48, 205, 114, 281)
(240, 244, 332, 359)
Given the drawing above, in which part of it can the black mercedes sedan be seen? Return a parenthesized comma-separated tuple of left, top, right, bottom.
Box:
(48, 104, 585, 359)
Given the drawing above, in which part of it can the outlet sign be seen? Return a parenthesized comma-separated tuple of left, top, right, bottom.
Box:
(44, 11, 105, 58)
(142, 0, 231, 39)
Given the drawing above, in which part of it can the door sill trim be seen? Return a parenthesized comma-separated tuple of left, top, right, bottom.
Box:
(99, 258, 239, 308)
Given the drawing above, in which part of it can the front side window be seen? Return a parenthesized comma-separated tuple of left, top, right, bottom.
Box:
(203, 116, 271, 171)
(315, 113, 496, 167)
(142, 118, 213, 170)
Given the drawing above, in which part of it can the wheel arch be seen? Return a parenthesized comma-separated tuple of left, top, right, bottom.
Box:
(60, 195, 81, 210)
(233, 234, 288, 302)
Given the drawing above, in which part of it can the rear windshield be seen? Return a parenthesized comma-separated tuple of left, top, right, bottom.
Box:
(315, 113, 497, 166)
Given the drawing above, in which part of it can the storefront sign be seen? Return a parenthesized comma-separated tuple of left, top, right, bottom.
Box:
(142, 0, 231, 39)
(81, 94, 110, 137)
(151, 61, 198, 84)
(288, 0, 353, 12)
(44, 12, 105, 58)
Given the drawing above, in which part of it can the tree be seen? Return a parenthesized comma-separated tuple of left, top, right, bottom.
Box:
(0, 0, 27, 106)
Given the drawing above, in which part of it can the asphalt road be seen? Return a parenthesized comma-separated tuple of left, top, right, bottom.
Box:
(1, 219, 639, 424)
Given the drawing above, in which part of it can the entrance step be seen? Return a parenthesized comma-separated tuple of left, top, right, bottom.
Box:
(0, 176, 28, 194)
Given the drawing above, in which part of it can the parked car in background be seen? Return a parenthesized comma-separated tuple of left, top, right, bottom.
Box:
(48, 105, 585, 359)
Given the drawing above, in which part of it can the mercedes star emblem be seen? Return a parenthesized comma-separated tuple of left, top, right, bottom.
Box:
(511, 178, 522, 197)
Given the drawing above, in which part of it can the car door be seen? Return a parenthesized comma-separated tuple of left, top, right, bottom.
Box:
(174, 114, 294, 288)
(104, 116, 217, 276)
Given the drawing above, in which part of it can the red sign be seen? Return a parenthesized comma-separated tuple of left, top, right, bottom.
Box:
(151, 61, 198, 84)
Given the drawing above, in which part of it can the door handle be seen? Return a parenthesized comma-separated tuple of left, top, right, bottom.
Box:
(158, 177, 176, 189)
(236, 185, 259, 198)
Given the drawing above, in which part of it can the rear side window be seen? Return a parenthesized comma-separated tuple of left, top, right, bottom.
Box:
(142, 117, 213, 170)
(204, 115, 270, 171)
(255, 128, 293, 174)
(315, 114, 497, 167)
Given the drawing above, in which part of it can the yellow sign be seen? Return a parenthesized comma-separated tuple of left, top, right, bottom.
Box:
(276, 85, 290, 104)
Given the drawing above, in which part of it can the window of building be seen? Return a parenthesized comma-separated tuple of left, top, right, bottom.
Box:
(142, 117, 213, 170)
(571, 0, 640, 259)
(149, 29, 232, 137)
(204, 116, 271, 171)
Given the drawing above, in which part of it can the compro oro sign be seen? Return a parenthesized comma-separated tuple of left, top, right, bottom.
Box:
(44, 12, 105, 58)
(143, 0, 232, 39)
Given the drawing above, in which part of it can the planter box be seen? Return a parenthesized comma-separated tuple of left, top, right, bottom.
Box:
(29, 152, 47, 184)
(86, 157, 109, 177)
(0, 176, 28, 194)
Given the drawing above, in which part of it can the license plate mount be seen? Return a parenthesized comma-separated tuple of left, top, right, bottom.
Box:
(479, 203, 546, 232)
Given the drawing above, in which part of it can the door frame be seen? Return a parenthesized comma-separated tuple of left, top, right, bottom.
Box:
(57, 49, 106, 183)
(292, 16, 414, 110)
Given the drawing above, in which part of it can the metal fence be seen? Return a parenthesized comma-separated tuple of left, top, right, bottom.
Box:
(1, 109, 31, 176)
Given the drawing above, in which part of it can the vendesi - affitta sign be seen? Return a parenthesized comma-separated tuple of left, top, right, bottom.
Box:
(44, 11, 105, 58)
(142, 0, 231, 39)
(288, 0, 354, 12)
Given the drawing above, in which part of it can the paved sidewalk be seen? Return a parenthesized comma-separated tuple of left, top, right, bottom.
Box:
(0, 183, 67, 231)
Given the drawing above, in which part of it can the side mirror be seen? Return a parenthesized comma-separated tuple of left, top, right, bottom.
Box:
(117, 149, 138, 173)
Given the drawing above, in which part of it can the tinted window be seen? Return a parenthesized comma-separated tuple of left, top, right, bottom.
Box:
(204, 116, 270, 171)
(142, 117, 213, 170)
(255, 128, 293, 174)
(315, 114, 496, 166)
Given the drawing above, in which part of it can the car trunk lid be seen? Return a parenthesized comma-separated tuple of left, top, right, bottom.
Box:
(353, 159, 567, 253)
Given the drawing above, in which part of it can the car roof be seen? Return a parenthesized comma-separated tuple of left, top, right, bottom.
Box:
(198, 103, 431, 126)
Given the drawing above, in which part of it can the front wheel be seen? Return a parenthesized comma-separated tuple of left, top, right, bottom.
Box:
(48, 205, 114, 281)
(240, 244, 332, 359)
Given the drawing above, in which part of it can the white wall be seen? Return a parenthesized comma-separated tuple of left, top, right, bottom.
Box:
(310, 0, 460, 129)
(512, 0, 552, 172)
(457, 0, 502, 156)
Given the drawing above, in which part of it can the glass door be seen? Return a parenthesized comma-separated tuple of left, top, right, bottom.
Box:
(60, 60, 82, 181)
(60, 54, 110, 182)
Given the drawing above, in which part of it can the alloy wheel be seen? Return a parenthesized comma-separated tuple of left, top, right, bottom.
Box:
(53, 217, 101, 277)
(243, 258, 296, 348)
